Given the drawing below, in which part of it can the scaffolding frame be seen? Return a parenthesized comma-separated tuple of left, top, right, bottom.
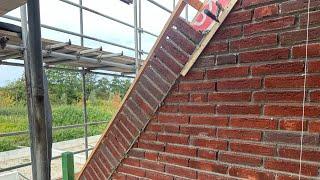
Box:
(0, 0, 191, 179)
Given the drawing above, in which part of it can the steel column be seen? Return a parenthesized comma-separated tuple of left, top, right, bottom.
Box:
(134, 0, 139, 74)
(82, 69, 89, 160)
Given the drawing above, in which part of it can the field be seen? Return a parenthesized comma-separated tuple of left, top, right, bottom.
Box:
(0, 100, 118, 152)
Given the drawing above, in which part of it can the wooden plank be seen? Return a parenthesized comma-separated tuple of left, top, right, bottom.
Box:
(0, 0, 26, 16)
(180, 0, 238, 76)
(76, 0, 188, 179)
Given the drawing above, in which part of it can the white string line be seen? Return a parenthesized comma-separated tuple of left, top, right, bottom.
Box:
(298, 0, 311, 179)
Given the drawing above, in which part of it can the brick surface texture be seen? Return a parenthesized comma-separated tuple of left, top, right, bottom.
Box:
(80, 0, 320, 179)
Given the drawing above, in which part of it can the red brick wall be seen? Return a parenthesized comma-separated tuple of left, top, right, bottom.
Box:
(111, 0, 320, 179)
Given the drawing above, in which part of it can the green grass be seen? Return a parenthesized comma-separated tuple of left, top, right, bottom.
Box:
(0, 101, 117, 152)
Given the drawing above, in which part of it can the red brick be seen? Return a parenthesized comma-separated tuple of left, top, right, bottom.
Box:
(229, 167, 275, 180)
(198, 149, 217, 159)
(230, 34, 277, 51)
(217, 104, 261, 115)
(157, 114, 189, 124)
(265, 75, 320, 89)
(190, 116, 229, 126)
(160, 40, 188, 65)
(159, 154, 189, 166)
(190, 93, 207, 102)
(230, 117, 277, 130)
(179, 104, 215, 114)
(164, 93, 189, 103)
(300, 10, 320, 27)
(279, 146, 320, 163)
(213, 26, 242, 40)
(309, 121, 320, 133)
(197, 172, 228, 180)
(264, 105, 320, 118)
(135, 83, 159, 110)
(179, 81, 215, 92)
(263, 131, 319, 146)
(162, 124, 179, 133)
(292, 43, 320, 58)
(131, 92, 153, 117)
(145, 171, 173, 180)
(252, 61, 305, 76)
(203, 41, 228, 55)
(230, 142, 276, 156)
(165, 165, 197, 179)
(245, 16, 295, 35)
(166, 28, 195, 55)
(265, 159, 319, 176)
(145, 67, 170, 93)
(139, 133, 156, 141)
(308, 60, 320, 73)
(128, 148, 144, 158)
(217, 129, 262, 141)
(219, 152, 262, 166)
(242, 0, 273, 8)
(216, 54, 237, 65)
(150, 57, 176, 82)
(181, 70, 204, 81)
(190, 137, 228, 150)
(225, 10, 252, 25)
(239, 48, 289, 63)
(254, 4, 279, 19)
(208, 92, 251, 102)
(144, 151, 158, 161)
(140, 160, 164, 172)
(194, 56, 215, 68)
(165, 144, 197, 156)
(138, 141, 165, 151)
(180, 125, 216, 136)
(253, 91, 304, 102)
(123, 158, 140, 167)
(217, 78, 261, 90)
(117, 165, 145, 177)
(157, 134, 189, 145)
(280, 120, 307, 131)
(280, 0, 320, 14)
(189, 160, 228, 174)
(158, 104, 179, 113)
(145, 123, 161, 132)
(207, 66, 249, 79)
(173, 17, 202, 44)
(280, 27, 320, 46)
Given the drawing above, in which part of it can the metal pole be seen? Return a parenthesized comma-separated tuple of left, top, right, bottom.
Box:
(138, 0, 142, 61)
(82, 70, 89, 160)
(185, 4, 188, 21)
(173, 0, 176, 10)
(79, 0, 89, 160)
(26, 0, 50, 179)
(20, 4, 37, 180)
(79, 0, 84, 46)
(134, 0, 139, 74)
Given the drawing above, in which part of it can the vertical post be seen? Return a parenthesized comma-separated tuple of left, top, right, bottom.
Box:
(134, 0, 140, 74)
(138, 0, 142, 61)
(20, 4, 37, 180)
(173, 0, 176, 10)
(26, 0, 50, 179)
(79, 0, 88, 160)
(185, 4, 189, 21)
(62, 152, 74, 180)
(82, 70, 89, 160)
(79, 0, 84, 46)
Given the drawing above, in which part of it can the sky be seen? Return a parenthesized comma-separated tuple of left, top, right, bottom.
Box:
(0, 0, 198, 87)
